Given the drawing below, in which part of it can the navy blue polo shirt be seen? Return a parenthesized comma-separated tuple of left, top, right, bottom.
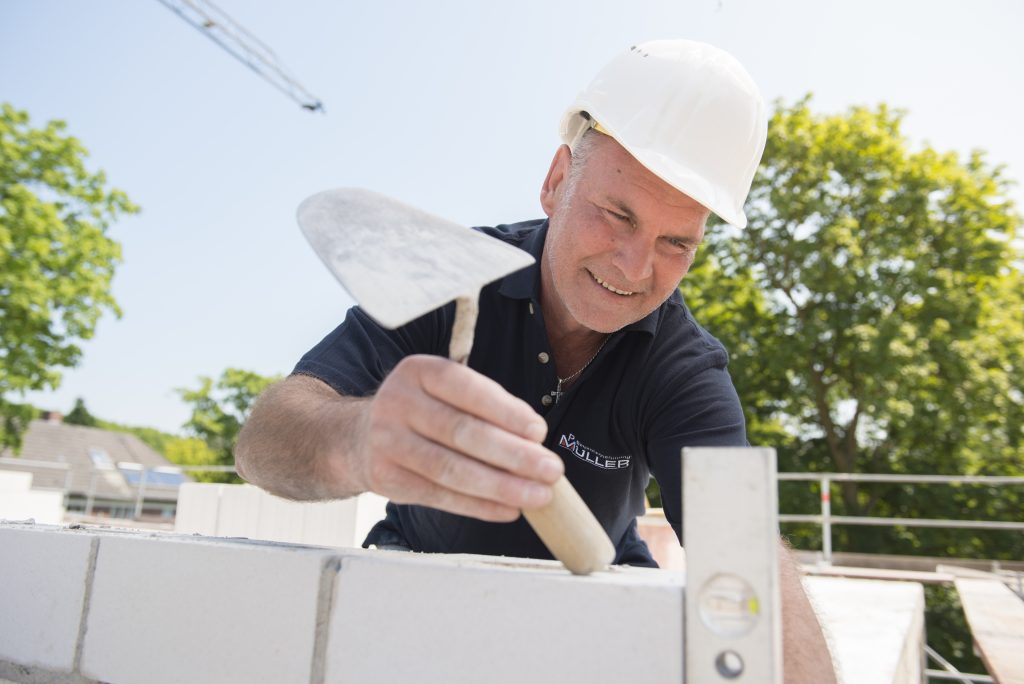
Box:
(294, 219, 746, 566)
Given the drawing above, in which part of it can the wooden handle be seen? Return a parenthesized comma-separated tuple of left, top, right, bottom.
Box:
(523, 475, 616, 574)
(449, 295, 478, 364)
(450, 293, 614, 575)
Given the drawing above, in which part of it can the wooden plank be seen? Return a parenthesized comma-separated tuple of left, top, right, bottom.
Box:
(940, 564, 1024, 590)
(805, 577, 925, 684)
(955, 579, 1024, 684)
(802, 564, 955, 585)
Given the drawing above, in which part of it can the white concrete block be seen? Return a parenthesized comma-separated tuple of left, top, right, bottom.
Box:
(325, 553, 684, 684)
(79, 534, 336, 684)
(177, 482, 388, 549)
(256, 491, 311, 543)
(0, 470, 33, 492)
(173, 483, 223, 536)
(301, 498, 358, 547)
(0, 490, 65, 524)
(805, 576, 924, 684)
(0, 525, 95, 671)
(352, 492, 388, 545)
(213, 484, 262, 537)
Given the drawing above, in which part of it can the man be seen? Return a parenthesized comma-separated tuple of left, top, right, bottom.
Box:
(236, 40, 836, 680)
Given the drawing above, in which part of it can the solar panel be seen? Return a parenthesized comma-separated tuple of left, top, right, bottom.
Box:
(116, 466, 187, 487)
(147, 470, 189, 486)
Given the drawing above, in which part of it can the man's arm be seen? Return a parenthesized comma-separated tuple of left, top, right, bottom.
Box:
(779, 539, 838, 683)
(234, 355, 564, 522)
(234, 373, 369, 501)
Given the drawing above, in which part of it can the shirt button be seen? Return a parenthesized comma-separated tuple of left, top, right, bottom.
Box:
(541, 395, 553, 407)
(537, 352, 550, 364)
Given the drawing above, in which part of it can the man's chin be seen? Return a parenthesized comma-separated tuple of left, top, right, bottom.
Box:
(569, 301, 653, 334)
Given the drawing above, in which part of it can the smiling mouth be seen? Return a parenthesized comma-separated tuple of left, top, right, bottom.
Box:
(590, 271, 635, 296)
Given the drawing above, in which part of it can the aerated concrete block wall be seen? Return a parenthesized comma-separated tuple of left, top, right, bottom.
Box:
(0, 522, 684, 684)
(0, 522, 924, 684)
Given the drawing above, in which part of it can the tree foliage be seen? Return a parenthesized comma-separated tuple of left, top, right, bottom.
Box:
(177, 368, 281, 483)
(163, 436, 224, 484)
(684, 96, 1024, 558)
(96, 417, 177, 455)
(0, 103, 139, 450)
(64, 397, 98, 427)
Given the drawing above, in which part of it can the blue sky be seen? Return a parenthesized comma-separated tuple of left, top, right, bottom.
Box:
(3, 0, 1022, 433)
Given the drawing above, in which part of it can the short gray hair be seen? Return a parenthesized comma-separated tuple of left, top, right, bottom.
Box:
(564, 128, 600, 204)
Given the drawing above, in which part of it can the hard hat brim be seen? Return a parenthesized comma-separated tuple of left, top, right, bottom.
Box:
(561, 110, 750, 229)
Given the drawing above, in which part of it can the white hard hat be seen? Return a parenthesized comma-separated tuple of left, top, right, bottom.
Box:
(560, 40, 767, 228)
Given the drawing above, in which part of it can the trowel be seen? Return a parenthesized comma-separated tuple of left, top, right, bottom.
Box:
(298, 187, 615, 574)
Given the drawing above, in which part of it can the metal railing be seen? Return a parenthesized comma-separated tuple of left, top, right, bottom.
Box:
(777, 472, 1024, 565)
(924, 645, 995, 683)
(7, 458, 1023, 544)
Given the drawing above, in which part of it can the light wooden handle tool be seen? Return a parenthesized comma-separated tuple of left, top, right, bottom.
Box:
(451, 295, 616, 575)
(522, 475, 616, 574)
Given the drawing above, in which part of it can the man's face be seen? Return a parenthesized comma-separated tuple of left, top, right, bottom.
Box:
(539, 134, 710, 336)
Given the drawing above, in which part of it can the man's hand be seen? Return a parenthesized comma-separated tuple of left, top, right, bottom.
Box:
(236, 356, 564, 521)
(348, 355, 563, 521)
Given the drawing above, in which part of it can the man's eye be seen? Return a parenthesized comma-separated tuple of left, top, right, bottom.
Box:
(666, 238, 696, 255)
(604, 208, 630, 222)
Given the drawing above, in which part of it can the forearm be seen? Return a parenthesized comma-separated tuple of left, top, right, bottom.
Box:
(236, 356, 559, 522)
(779, 539, 837, 683)
(234, 374, 369, 501)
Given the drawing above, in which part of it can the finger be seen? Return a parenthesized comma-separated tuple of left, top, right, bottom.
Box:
(406, 393, 563, 484)
(415, 358, 548, 442)
(381, 429, 554, 510)
(370, 460, 523, 523)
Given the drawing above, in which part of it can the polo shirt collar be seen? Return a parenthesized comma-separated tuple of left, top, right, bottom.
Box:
(497, 219, 659, 336)
(497, 221, 547, 300)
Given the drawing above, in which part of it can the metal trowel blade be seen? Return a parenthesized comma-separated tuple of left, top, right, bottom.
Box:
(298, 187, 535, 329)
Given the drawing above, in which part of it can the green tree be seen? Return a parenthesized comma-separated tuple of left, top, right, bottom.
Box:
(96, 419, 177, 455)
(64, 397, 98, 427)
(163, 436, 224, 484)
(684, 96, 1023, 557)
(177, 368, 281, 483)
(0, 103, 139, 450)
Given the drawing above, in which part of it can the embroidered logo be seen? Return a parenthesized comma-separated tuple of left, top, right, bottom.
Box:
(558, 433, 631, 470)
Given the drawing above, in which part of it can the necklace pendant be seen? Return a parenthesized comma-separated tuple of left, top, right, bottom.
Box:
(551, 380, 564, 405)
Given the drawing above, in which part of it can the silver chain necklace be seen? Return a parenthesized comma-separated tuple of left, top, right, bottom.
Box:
(550, 336, 609, 405)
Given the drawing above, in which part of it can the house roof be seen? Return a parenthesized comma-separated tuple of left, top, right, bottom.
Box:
(0, 420, 190, 502)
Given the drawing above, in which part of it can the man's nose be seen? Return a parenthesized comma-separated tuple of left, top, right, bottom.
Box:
(611, 234, 654, 284)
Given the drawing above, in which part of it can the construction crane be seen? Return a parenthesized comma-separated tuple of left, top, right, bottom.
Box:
(155, 0, 324, 113)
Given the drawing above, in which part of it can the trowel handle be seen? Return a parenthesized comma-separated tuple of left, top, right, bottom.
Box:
(449, 294, 615, 575)
(523, 475, 616, 574)
(449, 296, 478, 364)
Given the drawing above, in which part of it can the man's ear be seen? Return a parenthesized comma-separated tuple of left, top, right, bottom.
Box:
(540, 145, 572, 218)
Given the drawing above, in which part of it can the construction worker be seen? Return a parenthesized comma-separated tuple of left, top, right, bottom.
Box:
(236, 40, 836, 681)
